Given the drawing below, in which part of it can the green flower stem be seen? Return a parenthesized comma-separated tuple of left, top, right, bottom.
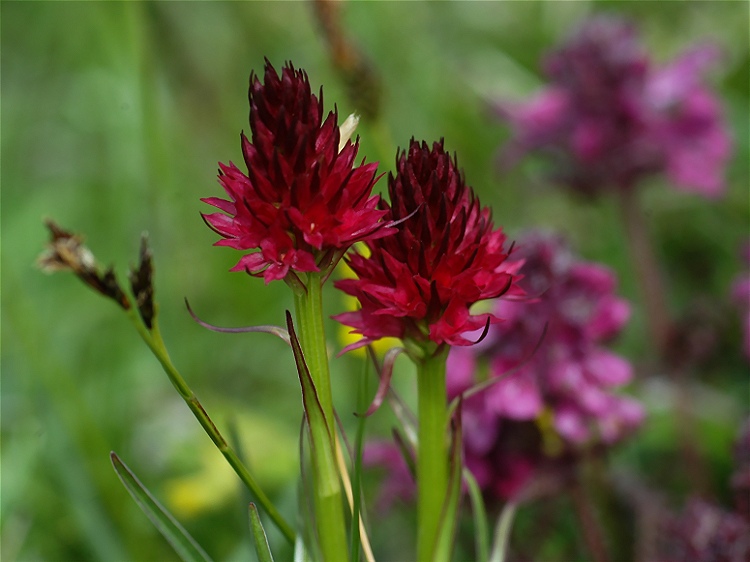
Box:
(126, 307, 295, 545)
(293, 275, 335, 435)
(293, 273, 350, 562)
(416, 347, 450, 562)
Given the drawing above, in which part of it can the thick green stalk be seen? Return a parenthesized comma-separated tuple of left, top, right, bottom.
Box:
(127, 308, 295, 545)
(416, 347, 450, 562)
(293, 276, 335, 435)
(293, 274, 349, 562)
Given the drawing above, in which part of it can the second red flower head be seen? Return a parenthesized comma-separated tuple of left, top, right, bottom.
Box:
(336, 138, 523, 355)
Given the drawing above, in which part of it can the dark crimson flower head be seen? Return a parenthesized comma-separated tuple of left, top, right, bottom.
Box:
(335, 139, 523, 354)
(202, 60, 393, 285)
(496, 16, 732, 197)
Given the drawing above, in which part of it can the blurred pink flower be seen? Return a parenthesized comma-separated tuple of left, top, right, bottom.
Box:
(447, 232, 644, 499)
(202, 60, 392, 284)
(496, 16, 732, 197)
(362, 441, 415, 512)
(658, 499, 750, 561)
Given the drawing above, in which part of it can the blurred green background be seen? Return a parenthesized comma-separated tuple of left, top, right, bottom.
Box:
(2, 2, 748, 561)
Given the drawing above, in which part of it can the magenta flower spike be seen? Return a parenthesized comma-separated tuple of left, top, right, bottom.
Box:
(335, 138, 523, 354)
(496, 16, 732, 197)
(202, 60, 392, 286)
(658, 499, 750, 561)
(445, 233, 644, 499)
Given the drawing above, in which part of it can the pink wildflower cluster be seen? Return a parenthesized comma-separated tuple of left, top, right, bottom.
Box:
(658, 499, 750, 561)
(657, 418, 750, 560)
(447, 232, 644, 498)
(366, 233, 644, 505)
(496, 16, 731, 197)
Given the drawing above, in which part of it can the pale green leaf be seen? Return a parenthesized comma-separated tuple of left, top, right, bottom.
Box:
(110, 452, 212, 562)
(248, 503, 275, 562)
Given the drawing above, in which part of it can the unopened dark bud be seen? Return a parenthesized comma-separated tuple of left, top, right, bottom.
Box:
(129, 235, 155, 329)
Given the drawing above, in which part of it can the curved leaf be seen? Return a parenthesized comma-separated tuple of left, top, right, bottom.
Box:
(489, 501, 518, 562)
(110, 452, 212, 562)
(431, 399, 464, 562)
(464, 469, 490, 562)
(249, 503, 275, 562)
(185, 298, 290, 345)
(356, 347, 404, 417)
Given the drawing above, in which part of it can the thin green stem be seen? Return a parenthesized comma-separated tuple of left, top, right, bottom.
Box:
(126, 308, 295, 545)
(570, 480, 610, 562)
(489, 502, 517, 562)
(416, 347, 449, 562)
(293, 273, 350, 562)
(464, 468, 490, 562)
(350, 358, 370, 562)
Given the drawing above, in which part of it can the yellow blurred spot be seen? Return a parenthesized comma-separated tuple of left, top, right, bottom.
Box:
(164, 411, 297, 519)
(164, 456, 233, 518)
(337, 245, 401, 357)
(536, 407, 564, 457)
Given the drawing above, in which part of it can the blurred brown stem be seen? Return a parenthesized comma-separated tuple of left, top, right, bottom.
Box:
(571, 479, 610, 562)
(618, 188, 671, 360)
(671, 370, 711, 496)
(618, 187, 709, 495)
(311, 0, 382, 122)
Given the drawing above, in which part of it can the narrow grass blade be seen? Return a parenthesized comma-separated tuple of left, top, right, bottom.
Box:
(488, 501, 518, 562)
(350, 358, 369, 562)
(294, 532, 313, 562)
(392, 428, 416, 480)
(287, 310, 347, 560)
(431, 400, 464, 562)
(249, 503, 275, 562)
(286, 311, 332, 446)
(297, 420, 322, 562)
(464, 468, 490, 562)
(331, 408, 375, 562)
(127, 307, 295, 544)
(110, 452, 212, 562)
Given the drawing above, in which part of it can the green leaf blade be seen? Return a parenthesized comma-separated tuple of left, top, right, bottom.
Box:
(431, 400, 464, 562)
(489, 501, 518, 562)
(464, 468, 490, 562)
(110, 452, 212, 562)
(249, 503, 275, 562)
